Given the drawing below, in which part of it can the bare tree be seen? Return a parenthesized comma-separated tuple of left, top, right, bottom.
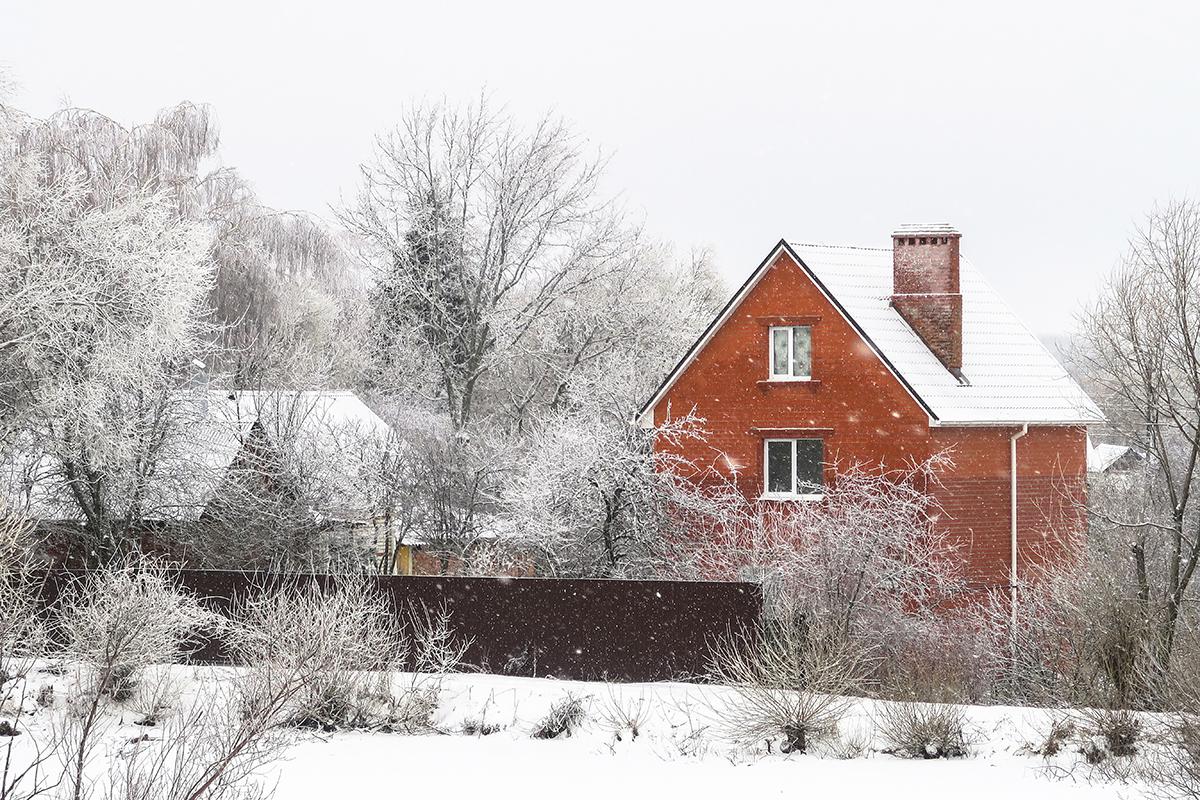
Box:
(1076, 198, 1200, 685)
(344, 96, 636, 430)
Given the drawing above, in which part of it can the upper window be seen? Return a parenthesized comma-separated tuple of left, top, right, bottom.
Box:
(763, 438, 824, 498)
(769, 326, 812, 380)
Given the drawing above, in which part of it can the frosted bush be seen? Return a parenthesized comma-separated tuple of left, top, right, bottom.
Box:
(59, 557, 216, 700)
(231, 577, 464, 732)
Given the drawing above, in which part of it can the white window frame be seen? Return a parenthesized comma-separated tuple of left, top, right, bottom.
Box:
(761, 438, 824, 500)
(768, 325, 812, 381)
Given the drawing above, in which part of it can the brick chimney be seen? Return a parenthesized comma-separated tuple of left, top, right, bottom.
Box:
(890, 224, 964, 377)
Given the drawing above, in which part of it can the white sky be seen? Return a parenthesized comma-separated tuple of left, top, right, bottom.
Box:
(3, 0, 1198, 336)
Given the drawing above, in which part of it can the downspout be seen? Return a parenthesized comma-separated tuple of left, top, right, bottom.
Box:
(1009, 423, 1029, 630)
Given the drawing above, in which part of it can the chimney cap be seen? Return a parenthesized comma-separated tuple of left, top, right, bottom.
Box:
(892, 223, 960, 238)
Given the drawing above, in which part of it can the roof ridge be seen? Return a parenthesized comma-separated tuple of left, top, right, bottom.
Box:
(788, 241, 891, 253)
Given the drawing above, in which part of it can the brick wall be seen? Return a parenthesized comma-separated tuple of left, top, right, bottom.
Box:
(931, 425, 1086, 590)
(654, 251, 931, 500)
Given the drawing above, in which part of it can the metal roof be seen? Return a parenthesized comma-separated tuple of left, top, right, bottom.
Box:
(789, 242, 1102, 425)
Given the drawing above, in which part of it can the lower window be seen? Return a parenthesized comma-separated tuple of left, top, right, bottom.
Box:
(763, 438, 824, 498)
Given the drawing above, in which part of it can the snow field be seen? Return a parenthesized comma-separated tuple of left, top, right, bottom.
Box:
(5, 665, 1152, 799)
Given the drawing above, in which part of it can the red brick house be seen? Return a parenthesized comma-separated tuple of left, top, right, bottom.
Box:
(638, 225, 1102, 594)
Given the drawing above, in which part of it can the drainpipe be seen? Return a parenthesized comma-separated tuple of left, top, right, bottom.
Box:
(1009, 423, 1028, 630)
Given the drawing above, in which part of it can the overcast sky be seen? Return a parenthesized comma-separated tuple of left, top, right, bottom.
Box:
(3, 0, 1198, 337)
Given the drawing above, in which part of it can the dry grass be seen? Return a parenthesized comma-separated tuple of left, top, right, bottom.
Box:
(531, 695, 588, 739)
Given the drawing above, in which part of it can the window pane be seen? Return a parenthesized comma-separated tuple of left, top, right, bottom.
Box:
(795, 439, 824, 493)
(791, 326, 811, 377)
(771, 329, 789, 376)
(766, 441, 793, 494)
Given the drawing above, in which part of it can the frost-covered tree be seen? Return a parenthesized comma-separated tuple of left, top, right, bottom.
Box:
(343, 97, 726, 572)
(503, 408, 708, 577)
(497, 248, 724, 575)
(0, 96, 370, 561)
(338, 407, 506, 574)
(4, 100, 363, 389)
(200, 168, 366, 387)
(0, 129, 213, 560)
(497, 246, 724, 431)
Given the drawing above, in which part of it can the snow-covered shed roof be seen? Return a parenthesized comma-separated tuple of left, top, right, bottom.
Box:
(1088, 441, 1130, 473)
(638, 239, 1102, 427)
(2, 390, 393, 523)
(1086, 437, 1144, 474)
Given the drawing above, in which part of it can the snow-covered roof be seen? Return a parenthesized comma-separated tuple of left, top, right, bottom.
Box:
(1087, 438, 1138, 473)
(638, 239, 1102, 427)
(2, 390, 393, 523)
(788, 242, 1102, 425)
(894, 222, 960, 236)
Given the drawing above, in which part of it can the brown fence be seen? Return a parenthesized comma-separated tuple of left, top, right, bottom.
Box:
(39, 571, 761, 683)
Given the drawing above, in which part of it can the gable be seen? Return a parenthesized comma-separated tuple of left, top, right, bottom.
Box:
(638, 240, 934, 427)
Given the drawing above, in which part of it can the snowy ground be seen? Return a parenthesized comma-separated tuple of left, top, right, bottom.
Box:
(3, 666, 1160, 799)
(270, 675, 1144, 800)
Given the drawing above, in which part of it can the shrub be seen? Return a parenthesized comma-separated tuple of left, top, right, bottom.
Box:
(98, 683, 289, 800)
(820, 729, 870, 760)
(877, 609, 995, 704)
(983, 546, 1160, 709)
(1082, 708, 1142, 758)
(531, 695, 587, 739)
(681, 455, 969, 703)
(58, 557, 216, 700)
(0, 563, 47, 683)
(230, 577, 463, 732)
(707, 615, 859, 754)
(461, 718, 502, 736)
(54, 558, 219, 800)
(1166, 716, 1200, 798)
(876, 701, 970, 759)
